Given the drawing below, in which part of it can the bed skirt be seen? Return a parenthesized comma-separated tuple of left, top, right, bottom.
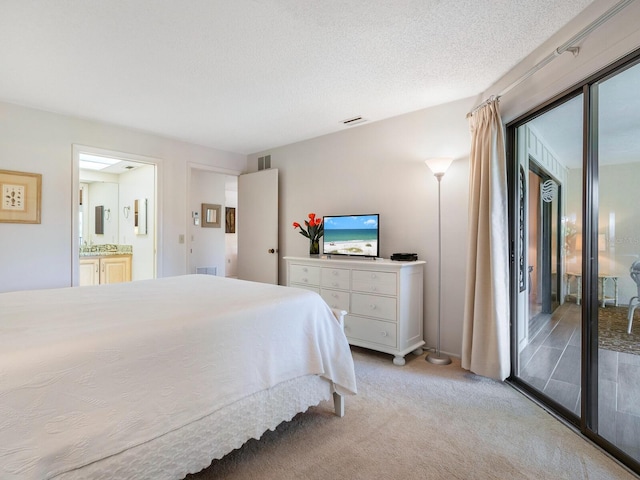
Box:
(55, 375, 334, 480)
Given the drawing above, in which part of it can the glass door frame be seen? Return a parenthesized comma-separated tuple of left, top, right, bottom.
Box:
(506, 88, 584, 428)
(506, 48, 640, 474)
(527, 160, 563, 317)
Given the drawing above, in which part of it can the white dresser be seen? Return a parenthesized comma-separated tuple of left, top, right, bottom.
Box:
(284, 256, 425, 365)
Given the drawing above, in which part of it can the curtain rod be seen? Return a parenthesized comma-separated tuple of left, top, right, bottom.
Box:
(466, 0, 635, 117)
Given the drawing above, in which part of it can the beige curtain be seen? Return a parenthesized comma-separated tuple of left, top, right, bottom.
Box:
(461, 99, 510, 381)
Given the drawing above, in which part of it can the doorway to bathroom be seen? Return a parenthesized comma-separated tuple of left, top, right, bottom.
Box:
(72, 145, 159, 285)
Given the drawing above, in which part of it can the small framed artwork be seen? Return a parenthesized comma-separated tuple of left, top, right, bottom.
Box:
(201, 203, 221, 228)
(226, 207, 236, 233)
(0, 169, 42, 224)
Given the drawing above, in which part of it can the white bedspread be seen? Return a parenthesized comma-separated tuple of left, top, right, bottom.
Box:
(0, 275, 357, 480)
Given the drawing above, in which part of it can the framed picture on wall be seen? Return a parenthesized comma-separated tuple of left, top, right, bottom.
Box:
(0, 169, 42, 224)
(202, 203, 221, 228)
(226, 207, 236, 233)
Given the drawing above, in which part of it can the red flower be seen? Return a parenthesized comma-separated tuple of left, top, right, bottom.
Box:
(292, 213, 324, 243)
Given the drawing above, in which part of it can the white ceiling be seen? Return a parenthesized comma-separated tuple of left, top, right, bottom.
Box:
(0, 0, 597, 155)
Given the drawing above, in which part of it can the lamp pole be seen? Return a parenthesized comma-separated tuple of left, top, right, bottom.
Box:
(426, 169, 451, 365)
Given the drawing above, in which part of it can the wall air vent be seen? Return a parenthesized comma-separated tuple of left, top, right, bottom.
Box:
(341, 116, 367, 126)
(258, 154, 271, 170)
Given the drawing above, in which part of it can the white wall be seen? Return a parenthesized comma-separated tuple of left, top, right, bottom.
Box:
(189, 169, 227, 276)
(248, 97, 475, 357)
(243, 0, 640, 358)
(118, 164, 156, 280)
(0, 101, 246, 293)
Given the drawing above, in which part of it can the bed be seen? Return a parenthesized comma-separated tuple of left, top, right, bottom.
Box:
(0, 274, 357, 480)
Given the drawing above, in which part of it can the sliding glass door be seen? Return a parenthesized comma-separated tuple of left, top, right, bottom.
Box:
(508, 52, 640, 474)
(512, 93, 583, 418)
(594, 61, 640, 464)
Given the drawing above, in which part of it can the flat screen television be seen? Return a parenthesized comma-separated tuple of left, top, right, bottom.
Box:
(322, 214, 379, 258)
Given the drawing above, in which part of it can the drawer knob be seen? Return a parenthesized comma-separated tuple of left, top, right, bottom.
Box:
(369, 304, 377, 310)
(302, 277, 308, 283)
(370, 286, 377, 291)
(302, 267, 308, 272)
(332, 282, 338, 286)
(370, 273, 377, 278)
(332, 271, 338, 276)
(380, 331, 387, 337)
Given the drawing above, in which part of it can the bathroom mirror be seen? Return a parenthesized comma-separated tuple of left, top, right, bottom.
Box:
(201, 203, 221, 228)
(135, 198, 148, 235)
(80, 181, 119, 245)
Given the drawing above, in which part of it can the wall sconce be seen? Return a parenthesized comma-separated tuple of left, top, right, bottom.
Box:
(104, 208, 111, 221)
(123, 205, 131, 219)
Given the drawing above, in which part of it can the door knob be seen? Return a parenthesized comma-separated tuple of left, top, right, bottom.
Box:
(268, 248, 275, 253)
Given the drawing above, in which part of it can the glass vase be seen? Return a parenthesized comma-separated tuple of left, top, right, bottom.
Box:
(310, 239, 319, 256)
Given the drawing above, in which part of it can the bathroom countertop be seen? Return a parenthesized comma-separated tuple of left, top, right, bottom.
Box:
(79, 244, 132, 257)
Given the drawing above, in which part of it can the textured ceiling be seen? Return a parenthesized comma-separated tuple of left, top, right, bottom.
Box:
(0, 0, 596, 155)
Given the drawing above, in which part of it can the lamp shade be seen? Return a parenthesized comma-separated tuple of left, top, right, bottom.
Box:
(425, 157, 454, 176)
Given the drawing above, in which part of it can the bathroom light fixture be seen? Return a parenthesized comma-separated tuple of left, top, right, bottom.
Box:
(79, 153, 120, 171)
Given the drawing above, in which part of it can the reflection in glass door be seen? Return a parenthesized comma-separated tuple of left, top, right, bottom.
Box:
(595, 61, 640, 464)
(513, 95, 583, 417)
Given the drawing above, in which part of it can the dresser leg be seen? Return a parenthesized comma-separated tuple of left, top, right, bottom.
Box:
(393, 355, 406, 366)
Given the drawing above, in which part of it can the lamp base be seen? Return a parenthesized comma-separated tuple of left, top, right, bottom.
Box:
(426, 352, 451, 365)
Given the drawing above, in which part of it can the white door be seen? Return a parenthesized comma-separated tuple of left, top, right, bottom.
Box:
(237, 169, 279, 284)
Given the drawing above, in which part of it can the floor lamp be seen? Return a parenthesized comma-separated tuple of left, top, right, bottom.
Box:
(425, 158, 453, 365)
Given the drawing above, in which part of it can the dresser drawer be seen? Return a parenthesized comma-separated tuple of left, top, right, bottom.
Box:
(321, 267, 350, 290)
(320, 289, 350, 311)
(352, 270, 397, 295)
(289, 264, 320, 286)
(344, 315, 397, 348)
(350, 293, 397, 321)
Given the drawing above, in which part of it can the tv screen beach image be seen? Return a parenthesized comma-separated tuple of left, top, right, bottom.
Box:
(323, 215, 378, 256)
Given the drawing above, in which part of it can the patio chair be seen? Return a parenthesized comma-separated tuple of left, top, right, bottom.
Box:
(628, 260, 640, 334)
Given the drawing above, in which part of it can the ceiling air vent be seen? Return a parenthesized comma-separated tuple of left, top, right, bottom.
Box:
(341, 116, 367, 126)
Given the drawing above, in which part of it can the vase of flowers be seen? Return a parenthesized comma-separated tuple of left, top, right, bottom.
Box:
(293, 213, 323, 256)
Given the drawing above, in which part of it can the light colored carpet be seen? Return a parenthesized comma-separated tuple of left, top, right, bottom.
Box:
(186, 347, 637, 480)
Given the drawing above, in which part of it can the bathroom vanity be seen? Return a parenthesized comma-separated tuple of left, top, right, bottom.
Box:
(79, 244, 132, 286)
